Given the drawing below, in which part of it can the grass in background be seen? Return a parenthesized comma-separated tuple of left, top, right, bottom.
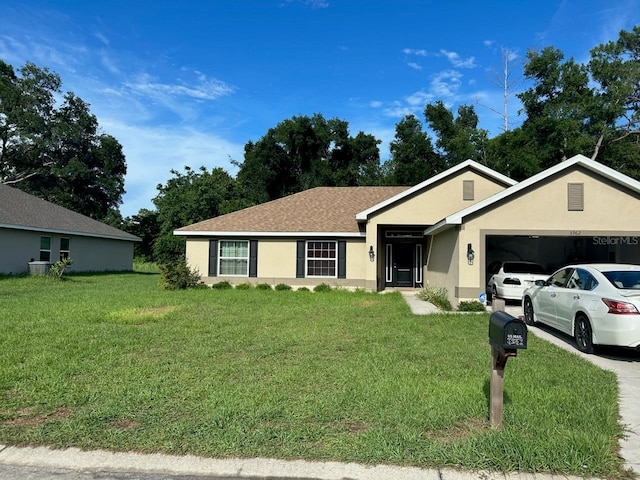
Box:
(0, 273, 627, 478)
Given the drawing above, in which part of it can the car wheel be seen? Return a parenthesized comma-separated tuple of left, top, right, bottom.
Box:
(574, 315, 594, 354)
(492, 285, 498, 300)
(523, 297, 536, 326)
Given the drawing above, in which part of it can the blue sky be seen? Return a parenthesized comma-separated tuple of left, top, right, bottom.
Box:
(1, 1, 639, 217)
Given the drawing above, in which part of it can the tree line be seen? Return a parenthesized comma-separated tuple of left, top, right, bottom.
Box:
(2, 27, 638, 263)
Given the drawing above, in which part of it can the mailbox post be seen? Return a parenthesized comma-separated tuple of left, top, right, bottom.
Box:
(488, 311, 527, 427)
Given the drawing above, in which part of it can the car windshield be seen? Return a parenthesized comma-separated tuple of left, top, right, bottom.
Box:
(503, 262, 546, 274)
(602, 270, 640, 289)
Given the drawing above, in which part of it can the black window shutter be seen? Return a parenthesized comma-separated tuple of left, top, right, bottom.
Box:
(208, 239, 218, 276)
(296, 240, 306, 278)
(249, 240, 258, 277)
(338, 241, 346, 279)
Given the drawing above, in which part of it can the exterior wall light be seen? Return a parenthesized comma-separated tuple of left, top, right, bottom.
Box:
(467, 243, 475, 265)
(369, 246, 375, 262)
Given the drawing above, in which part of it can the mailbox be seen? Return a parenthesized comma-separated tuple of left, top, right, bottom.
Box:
(489, 311, 528, 351)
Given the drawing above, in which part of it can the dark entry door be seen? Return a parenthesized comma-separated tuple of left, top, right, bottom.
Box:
(392, 243, 414, 287)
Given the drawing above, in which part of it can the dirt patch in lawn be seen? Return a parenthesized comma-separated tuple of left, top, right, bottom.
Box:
(2, 407, 72, 428)
(423, 417, 489, 444)
(106, 306, 179, 325)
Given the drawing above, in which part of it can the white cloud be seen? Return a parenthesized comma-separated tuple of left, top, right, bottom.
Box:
(403, 48, 427, 56)
(125, 72, 234, 101)
(369, 100, 383, 108)
(101, 119, 244, 216)
(407, 62, 422, 70)
(439, 49, 476, 68)
(430, 70, 463, 98)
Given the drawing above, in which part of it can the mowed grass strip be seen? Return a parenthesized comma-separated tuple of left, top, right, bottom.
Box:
(0, 273, 626, 477)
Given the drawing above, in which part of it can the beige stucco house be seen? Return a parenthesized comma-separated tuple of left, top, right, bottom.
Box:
(175, 154, 640, 304)
(0, 183, 140, 275)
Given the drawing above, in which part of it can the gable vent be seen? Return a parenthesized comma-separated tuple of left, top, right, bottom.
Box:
(568, 183, 584, 211)
(463, 180, 474, 201)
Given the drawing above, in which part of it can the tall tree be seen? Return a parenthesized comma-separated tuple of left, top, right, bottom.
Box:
(235, 114, 381, 203)
(588, 26, 640, 167)
(517, 47, 595, 167)
(387, 114, 444, 185)
(0, 60, 126, 220)
(152, 165, 244, 262)
(424, 101, 489, 166)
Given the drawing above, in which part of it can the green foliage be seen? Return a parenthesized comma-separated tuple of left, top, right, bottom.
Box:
(417, 284, 452, 311)
(0, 60, 126, 220)
(424, 101, 489, 165)
(234, 282, 253, 290)
(235, 114, 382, 204)
(387, 114, 445, 185)
(458, 300, 487, 312)
(133, 258, 160, 273)
(210, 281, 232, 290)
(275, 283, 292, 291)
(123, 209, 161, 261)
(255, 283, 273, 290)
(296, 287, 310, 292)
(313, 283, 332, 292)
(47, 257, 73, 280)
(158, 256, 203, 290)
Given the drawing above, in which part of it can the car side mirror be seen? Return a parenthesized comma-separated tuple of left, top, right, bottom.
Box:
(535, 280, 546, 287)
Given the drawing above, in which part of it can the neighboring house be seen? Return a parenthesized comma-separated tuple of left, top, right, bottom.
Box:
(0, 184, 140, 275)
(175, 154, 640, 303)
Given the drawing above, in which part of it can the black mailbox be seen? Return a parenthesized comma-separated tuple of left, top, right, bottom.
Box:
(489, 311, 528, 351)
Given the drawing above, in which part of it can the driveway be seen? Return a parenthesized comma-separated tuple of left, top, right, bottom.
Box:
(501, 302, 640, 475)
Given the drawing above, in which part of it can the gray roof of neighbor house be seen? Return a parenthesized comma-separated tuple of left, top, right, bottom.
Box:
(175, 186, 409, 237)
(0, 183, 140, 241)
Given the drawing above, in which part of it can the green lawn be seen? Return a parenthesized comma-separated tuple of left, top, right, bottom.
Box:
(0, 273, 627, 477)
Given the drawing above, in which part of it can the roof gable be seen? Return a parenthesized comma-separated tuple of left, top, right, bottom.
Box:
(355, 159, 516, 221)
(0, 184, 139, 241)
(424, 154, 640, 235)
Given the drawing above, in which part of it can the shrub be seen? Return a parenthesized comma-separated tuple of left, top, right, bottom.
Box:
(275, 283, 292, 291)
(458, 300, 487, 312)
(256, 283, 273, 291)
(296, 287, 310, 292)
(48, 257, 73, 280)
(159, 256, 203, 290)
(234, 282, 253, 290)
(417, 284, 452, 311)
(211, 281, 232, 290)
(313, 283, 332, 293)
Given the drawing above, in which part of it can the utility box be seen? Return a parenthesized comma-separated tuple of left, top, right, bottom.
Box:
(489, 311, 528, 352)
(28, 261, 51, 276)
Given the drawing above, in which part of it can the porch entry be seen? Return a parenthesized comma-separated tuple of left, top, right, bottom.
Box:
(384, 230, 424, 288)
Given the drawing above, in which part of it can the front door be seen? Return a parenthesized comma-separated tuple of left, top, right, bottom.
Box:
(392, 243, 414, 287)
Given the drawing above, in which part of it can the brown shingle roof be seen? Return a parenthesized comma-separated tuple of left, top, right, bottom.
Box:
(0, 183, 139, 241)
(175, 186, 409, 234)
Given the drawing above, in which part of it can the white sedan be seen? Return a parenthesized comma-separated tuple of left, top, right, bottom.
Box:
(523, 264, 640, 353)
(486, 261, 548, 302)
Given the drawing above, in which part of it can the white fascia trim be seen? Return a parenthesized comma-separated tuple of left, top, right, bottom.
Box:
(423, 154, 640, 236)
(173, 230, 365, 238)
(355, 159, 516, 221)
(0, 223, 139, 242)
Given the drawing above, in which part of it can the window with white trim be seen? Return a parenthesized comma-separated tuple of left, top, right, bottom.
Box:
(306, 241, 337, 277)
(40, 236, 51, 262)
(219, 240, 249, 276)
(60, 237, 70, 260)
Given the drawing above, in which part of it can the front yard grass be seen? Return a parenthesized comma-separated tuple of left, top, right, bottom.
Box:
(0, 273, 627, 478)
